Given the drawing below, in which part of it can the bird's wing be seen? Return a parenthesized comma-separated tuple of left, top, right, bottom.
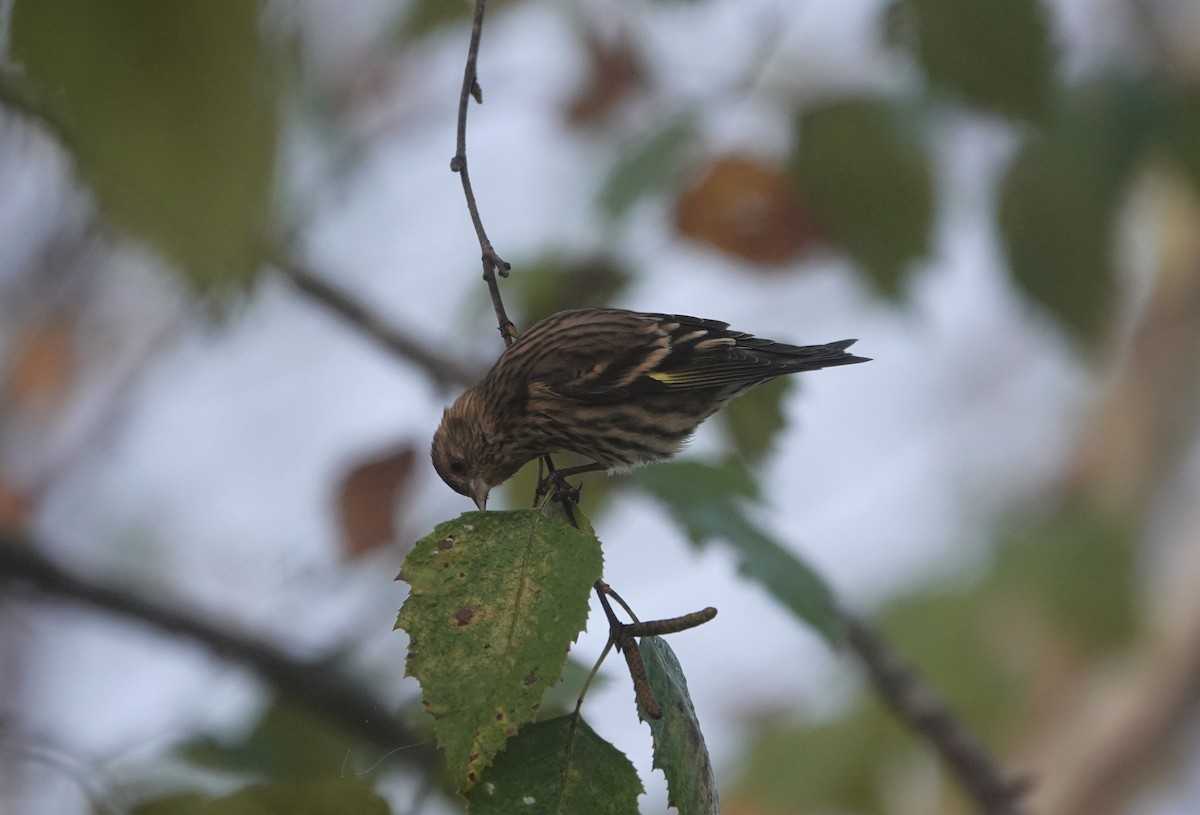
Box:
(534, 312, 862, 402)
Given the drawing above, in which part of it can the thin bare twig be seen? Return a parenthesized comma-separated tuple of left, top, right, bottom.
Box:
(0, 534, 437, 772)
(841, 613, 1033, 815)
(271, 254, 483, 388)
(451, 0, 516, 346)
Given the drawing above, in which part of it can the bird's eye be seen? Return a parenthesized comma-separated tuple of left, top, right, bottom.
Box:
(449, 459, 466, 475)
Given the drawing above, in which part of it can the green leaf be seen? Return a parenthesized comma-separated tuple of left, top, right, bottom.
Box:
(876, 590, 1023, 742)
(467, 714, 642, 815)
(998, 78, 1168, 346)
(635, 461, 842, 643)
(10, 1, 280, 293)
(405, 0, 473, 37)
(889, 0, 1055, 123)
(638, 637, 719, 815)
(789, 98, 932, 295)
(732, 699, 910, 812)
(132, 778, 390, 815)
(989, 504, 1137, 651)
(600, 114, 697, 217)
(396, 509, 603, 791)
(179, 697, 374, 780)
(1167, 88, 1200, 194)
(510, 255, 632, 326)
(721, 377, 792, 463)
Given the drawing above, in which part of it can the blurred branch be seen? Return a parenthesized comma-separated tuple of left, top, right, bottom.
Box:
(841, 613, 1035, 815)
(0, 534, 438, 773)
(1025, 527, 1200, 815)
(271, 254, 483, 388)
(450, 0, 517, 346)
(1025, 177, 1200, 815)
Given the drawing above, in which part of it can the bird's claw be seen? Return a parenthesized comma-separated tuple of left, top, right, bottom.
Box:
(535, 472, 582, 506)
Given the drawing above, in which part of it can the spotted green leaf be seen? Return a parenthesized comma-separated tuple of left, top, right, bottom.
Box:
(396, 509, 603, 790)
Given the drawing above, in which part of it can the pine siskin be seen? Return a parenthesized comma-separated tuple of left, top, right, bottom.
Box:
(432, 308, 868, 509)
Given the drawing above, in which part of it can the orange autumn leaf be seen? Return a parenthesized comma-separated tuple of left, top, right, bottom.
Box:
(0, 480, 30, 533)
(675, 155, 823, 266)
(565, 28, 645, 126)
(4, 314, 76, 413)
(335, 445, 416, 558)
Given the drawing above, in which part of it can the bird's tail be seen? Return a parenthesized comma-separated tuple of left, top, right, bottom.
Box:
(776, 339, 870, 372)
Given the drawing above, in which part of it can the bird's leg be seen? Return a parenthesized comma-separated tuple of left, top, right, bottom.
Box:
(534, 459, 605, 506)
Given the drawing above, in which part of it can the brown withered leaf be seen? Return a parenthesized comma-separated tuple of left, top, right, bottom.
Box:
(335, 445, 416, 558)
(565, 27, 645, 125)
(674, 155, 823, 266)
(3, 314, 76, 413)
(0, 480, 31, 533)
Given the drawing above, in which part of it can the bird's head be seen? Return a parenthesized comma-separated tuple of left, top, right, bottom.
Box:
(431, 389, 509, 510)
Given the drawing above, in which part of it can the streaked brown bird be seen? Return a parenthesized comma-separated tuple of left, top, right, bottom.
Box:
(432, 308, 868, 509)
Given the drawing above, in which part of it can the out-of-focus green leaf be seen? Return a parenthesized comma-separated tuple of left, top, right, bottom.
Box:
(467, 714, 641, 815)
(635, 461, 841, 643)
(638, 637, 719, 815)
(510, 256, 632, 325)
(998, 77, 1169, 346)
(876, 590, 1024, 742)
(1167, 88, 1200, 194)
(180, 697, 373, 780)
(132, 778, 390, 815)
(396, 508, 603, 790)
(731, 700, 909, 813)
(989, 504, 1137, 651)
(734, 587, 1024, 813)
(10, 1, 280, 293)
(536, 655, 612, 718)
(721, 377, 792, 463)
(789, 98, 932, 295)
(888, 0, 1054, 123)
(600, 114, 697, 217)
(405, 0, 473, 37)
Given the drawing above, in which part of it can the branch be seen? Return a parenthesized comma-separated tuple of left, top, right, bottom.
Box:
(841, 613, 1033, 815)
(0, 534, 437, 773)
(451, 0, 517, 346)
(271, 254, 483, 388)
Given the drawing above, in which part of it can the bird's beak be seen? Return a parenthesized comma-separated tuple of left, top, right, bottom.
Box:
(470, 477, 490, 511)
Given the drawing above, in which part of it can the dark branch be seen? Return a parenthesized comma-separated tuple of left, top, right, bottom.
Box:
(841, 613, 1034, 815)
(0, 535, 437, 773)
(272, 254, 484, 388)
(451, 0, 516, 346)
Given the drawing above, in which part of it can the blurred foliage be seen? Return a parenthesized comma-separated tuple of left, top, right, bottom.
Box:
(731, 501, 1139, 813)
(565, 27, 646, 125)
(1169, 89, 1200, 191)
(131, 778, 390, 815)
(638, 636, 720, 815)
(181, 697, 380, 781)
(467, 714, 641, 815)
(9, 0, 281, 293)
(789, 98, 933, 295)
(600, 114, 698, 217)
(999, 77, 1172, 345)
(731, 698, 915, 813)
(720, 377, 793, 464)
(636, 460, 842, 643)
(988, 503, 1138, 653)
(404, 0, 475, 38)
(887, 0, 1054, 123)
(508, 255, 633, 326)
(673, 155, 824, 266)
(336, 445, 417, 558)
